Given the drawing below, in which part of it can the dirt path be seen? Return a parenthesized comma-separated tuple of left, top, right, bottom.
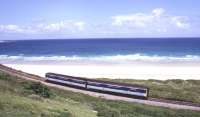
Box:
(0, 64, 200, 111)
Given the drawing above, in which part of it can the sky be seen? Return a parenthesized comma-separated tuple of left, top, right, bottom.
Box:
(0, 0, 200, 40)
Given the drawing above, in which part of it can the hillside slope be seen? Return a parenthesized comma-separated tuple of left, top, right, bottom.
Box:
(0, 72, 200, 117)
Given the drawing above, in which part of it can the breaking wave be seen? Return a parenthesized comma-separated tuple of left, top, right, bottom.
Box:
(0, 54, 200, 64)
(0, 40, 14, 43)
(0, 40, 5, 43)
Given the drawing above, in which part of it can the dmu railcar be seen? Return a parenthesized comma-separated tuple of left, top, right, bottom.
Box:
(45, 72, 149, 99)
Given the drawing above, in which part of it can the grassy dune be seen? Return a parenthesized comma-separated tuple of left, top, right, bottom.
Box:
(0, 72, 200, 117)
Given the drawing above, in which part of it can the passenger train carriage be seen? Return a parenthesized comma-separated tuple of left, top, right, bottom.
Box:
(45, 72, 149, 99)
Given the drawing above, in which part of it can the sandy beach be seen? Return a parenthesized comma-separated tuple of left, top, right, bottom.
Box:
(5, 63, 200, 80)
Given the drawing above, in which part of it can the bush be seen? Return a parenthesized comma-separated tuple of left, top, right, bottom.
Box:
(23, 82, 52, 98)
(0, 102, 4, 110)
(0, 73, 9, 80)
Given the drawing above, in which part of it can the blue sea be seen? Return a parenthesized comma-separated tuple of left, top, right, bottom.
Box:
(0, 38, 200, 64)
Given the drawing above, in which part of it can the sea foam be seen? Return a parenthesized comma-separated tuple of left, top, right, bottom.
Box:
(0, 40, 5, 43)
(1, 54, 200, 64)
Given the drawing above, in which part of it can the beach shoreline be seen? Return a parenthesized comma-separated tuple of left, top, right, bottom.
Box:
(4, 63, 200, 80)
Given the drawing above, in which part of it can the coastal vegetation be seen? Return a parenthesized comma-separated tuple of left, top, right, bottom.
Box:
(0, 72, 200, 117)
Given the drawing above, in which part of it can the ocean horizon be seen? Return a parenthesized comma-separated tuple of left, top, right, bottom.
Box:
(0, 38, 200, 65)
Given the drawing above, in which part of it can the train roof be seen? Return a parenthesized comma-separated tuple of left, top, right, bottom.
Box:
(46, 72, 149, 89)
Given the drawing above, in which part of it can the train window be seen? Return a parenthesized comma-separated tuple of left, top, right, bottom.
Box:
(48, 75, 86, 84)
(130, 89, 146, 93)
(118, 87, 130, 90)
(94, 83, 121, 89)
(106, 85, 130, 90)
(99, 83, 108, 87)
(105, 84, 116, 88)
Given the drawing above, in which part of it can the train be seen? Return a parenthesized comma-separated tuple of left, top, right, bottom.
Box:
(45, 72, 149, 99)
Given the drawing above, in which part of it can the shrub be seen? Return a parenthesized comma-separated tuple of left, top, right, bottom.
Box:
(23, 82, 52, 98)
(0, 73, 9, 80)
(0, 102, 4, 110)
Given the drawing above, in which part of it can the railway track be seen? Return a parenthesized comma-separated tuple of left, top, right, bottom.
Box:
(149, 98, 200, 107)
(0, 64, 200, 111)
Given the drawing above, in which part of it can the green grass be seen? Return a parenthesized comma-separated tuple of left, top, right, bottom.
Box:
(0, 71, 200, 117)
(0, 72, 97, 117)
